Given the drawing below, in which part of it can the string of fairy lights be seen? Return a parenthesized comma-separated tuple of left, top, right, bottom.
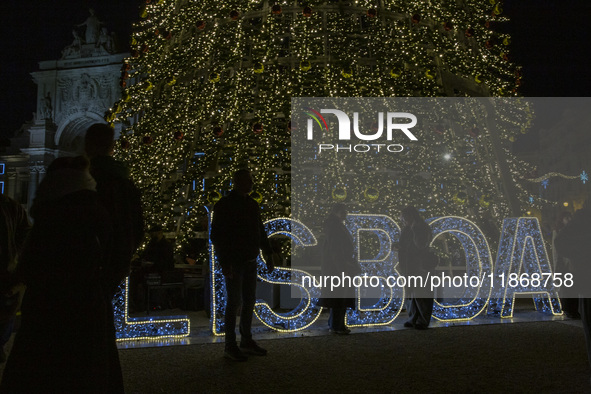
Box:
(106, 214, 563, 339)
(31, 0, 570, 341)
(291, 97, 543, 241)
(488, 217, 561, 317)
(205, 215, 561, 333)
(110, 0, 527, 249)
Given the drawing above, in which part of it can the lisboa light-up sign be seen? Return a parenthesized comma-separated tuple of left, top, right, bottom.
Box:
(206, 214, 562, 337)
(112, 214, 562, 340)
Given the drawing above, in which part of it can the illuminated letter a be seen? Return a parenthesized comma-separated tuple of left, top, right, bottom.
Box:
(488, 218, 562, 317)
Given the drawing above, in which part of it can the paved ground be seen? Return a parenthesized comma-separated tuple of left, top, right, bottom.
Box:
(1, 302, 589, 393)
(120, 320, 591, 393)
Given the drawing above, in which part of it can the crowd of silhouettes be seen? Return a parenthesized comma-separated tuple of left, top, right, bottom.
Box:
(0, 124, 143, 393)
(0, 122, 590, 388)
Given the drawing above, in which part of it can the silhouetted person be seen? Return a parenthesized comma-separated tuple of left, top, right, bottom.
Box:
(318, 204, 360, 334)
(143, 225, 174, 274)
(555, 199, 591, 375)
(85, 123, 144, 392)
(398, 206, 433, 330)
(0, 156, 113, 392)
(143, 225, 177, 310)
(210, 169, 280, 361)
(552, 211, 579, 318)
(0, 195, 29, 363)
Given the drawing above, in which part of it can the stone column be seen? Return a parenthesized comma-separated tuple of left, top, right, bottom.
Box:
(7, 173, 17, 200)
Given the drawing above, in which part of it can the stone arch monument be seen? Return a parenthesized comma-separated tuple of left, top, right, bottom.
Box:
(0, 10, 127, 209)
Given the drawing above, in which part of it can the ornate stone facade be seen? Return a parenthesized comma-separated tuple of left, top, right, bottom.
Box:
(0, 11, 127, 210)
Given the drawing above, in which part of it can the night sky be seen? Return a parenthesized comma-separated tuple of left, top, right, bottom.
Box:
(1, 0, 590, 140)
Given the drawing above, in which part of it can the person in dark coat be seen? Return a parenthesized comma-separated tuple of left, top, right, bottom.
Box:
(318, 203, 360, 334)
(397, 205, 433, 330)
(85, 123, 144, 292)
(555, 199, 591, 374)
(0, 156, 113, 393)
(0, 195, 29, 363)
(210, 169, 280, 361)
(551, 211, 579, 318)
(142, 225, 177, 310)
(85, 123, 144, 392)
(143, 225, 175, 274)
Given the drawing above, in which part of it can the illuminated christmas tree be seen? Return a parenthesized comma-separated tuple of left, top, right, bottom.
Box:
(110, 0, 538, 246)
(291, 96, 536, 233)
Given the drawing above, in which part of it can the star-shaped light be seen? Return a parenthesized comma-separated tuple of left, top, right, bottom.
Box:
(541, 179, 549, 189)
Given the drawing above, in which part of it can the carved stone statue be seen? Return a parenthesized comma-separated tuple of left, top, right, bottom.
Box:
(96, 27, 115, 53)
(75, 74, 97, 102)
(61, 30, 82, 59)
(77, 8, 102, 44)
(40, 92, 52, 120)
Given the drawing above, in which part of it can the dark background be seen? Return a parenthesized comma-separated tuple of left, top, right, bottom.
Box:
(1, 0, 590, 140)
(503, 0, 591, 150)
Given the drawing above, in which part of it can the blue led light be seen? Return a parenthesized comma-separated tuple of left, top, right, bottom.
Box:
(488, 218, 561, 317)
(345, 214, 404, 327)
(541, 179, 549, 189)
(111, 213, 566, 340)
(210, 217, 322, 335)
(254, 218, 322, 332)
(428, 216, 493, 321)
(113, 279, 190, 341)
